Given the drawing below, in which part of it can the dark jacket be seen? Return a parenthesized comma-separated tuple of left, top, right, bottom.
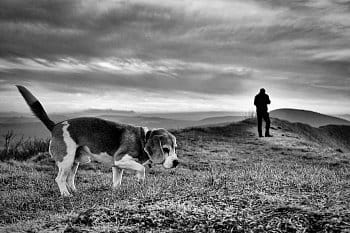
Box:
(254, 93, 271, 112)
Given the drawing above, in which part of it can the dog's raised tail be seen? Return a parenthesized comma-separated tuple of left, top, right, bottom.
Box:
(16, 85, 55, 131)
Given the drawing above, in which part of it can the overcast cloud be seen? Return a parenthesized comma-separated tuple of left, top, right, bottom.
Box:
(0, 0, 349, 114)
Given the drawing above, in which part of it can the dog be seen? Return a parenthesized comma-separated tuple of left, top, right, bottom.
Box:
(16, 86, 178, 197)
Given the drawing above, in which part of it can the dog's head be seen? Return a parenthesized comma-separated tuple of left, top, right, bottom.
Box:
(144, 128, 178, 169)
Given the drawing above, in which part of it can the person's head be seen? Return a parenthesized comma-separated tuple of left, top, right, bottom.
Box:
(259, 88, 266, 94)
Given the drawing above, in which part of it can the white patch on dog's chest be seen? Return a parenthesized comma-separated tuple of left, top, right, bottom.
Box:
(114, 154, 137, 167)
(114, 154, 135, 165)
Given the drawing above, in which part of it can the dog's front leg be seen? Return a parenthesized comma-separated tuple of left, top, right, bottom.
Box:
(112, 166, 124, 190)
(114, 154, 145, 183)
(135, 167, 145, 182)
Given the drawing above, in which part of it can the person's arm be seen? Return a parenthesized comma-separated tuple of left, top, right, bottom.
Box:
(266, 95, 271, 105)
(254, 96, 257, 106)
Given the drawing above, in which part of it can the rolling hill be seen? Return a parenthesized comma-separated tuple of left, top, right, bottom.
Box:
(100, 115, 194, 129)
(142, 111, 245, 121)
(197, 115, 245, 126)
(270, 108, 350, 127)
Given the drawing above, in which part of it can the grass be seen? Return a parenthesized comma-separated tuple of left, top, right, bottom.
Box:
(0, 119, 350, 232)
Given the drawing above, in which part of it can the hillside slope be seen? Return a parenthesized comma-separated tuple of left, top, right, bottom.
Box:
(320, 125, 350, 152)
(1, 119, 349, 232)
(270, 108, 350, 127)
(269, 118, 350, 152)
(337, 114, 350, 121)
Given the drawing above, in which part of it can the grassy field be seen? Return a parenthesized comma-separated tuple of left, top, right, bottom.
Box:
(1, 119, 350, 232)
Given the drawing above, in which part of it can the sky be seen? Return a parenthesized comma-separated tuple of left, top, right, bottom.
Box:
(0, 0, 349, 114)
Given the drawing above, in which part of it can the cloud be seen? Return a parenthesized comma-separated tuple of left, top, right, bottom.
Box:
(309, 49, 350, 62)
(0, 0, 349, 113)
(0, 57, 253, 96)
(0, 0, 284, 60)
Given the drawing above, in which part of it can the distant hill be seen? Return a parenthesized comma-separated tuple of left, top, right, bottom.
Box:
(0, 116, 38, 124)
(100, 115, 194, 129)
(270, 108, 350, 127)
(0, 122, 50, 147)
(197, 116, 245, 126)
(142, 111, 244, 121)
(0, 111, 246, 146)
(77, 109, 136, 117)
(0, 111, 31, 117)
(0, 109, 136, 122)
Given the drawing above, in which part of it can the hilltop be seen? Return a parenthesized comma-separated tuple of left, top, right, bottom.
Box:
(270, 108, 350, 127)
(0, 119, 349, 232)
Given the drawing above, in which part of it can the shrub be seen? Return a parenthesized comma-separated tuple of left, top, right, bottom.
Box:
(0, 130, 50, 161)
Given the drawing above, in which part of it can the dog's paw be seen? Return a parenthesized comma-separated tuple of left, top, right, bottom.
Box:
(61, 191, 73, 197)
(67, 186, 77, 194)
(136, 171, 145, 182)
(112, 184, 121, 191)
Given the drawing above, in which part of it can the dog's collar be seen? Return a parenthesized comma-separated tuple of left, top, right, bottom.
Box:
(140, 127, 152, 164)
(140, 126, 150, 146)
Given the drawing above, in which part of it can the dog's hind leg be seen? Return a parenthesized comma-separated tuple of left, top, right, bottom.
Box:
(56, 152, 76, 197)
(56, 167, 71, 197)
(66, 146, 91, 193)
(67, 162, 79, 193)
(53, 121, 77, 197)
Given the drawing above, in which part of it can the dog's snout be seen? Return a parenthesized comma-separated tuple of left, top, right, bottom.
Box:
(173, 160, 179, 167)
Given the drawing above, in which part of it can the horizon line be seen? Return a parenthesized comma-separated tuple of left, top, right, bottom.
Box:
(1, 108, 349, 116)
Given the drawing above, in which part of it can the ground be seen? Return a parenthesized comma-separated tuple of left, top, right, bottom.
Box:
(0, 119, 349, 232)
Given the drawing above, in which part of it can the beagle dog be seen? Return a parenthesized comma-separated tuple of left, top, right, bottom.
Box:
(17, 86, 178, 197)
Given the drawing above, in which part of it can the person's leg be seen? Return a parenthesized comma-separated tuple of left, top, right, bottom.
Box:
(263, 112, 272, 137)
(257, 112, 263, 137)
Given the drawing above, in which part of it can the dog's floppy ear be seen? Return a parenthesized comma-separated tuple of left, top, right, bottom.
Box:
(144, 133, 165, 164)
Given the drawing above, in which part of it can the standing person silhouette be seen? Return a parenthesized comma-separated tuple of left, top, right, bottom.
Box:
(254, 88, 272, 137)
